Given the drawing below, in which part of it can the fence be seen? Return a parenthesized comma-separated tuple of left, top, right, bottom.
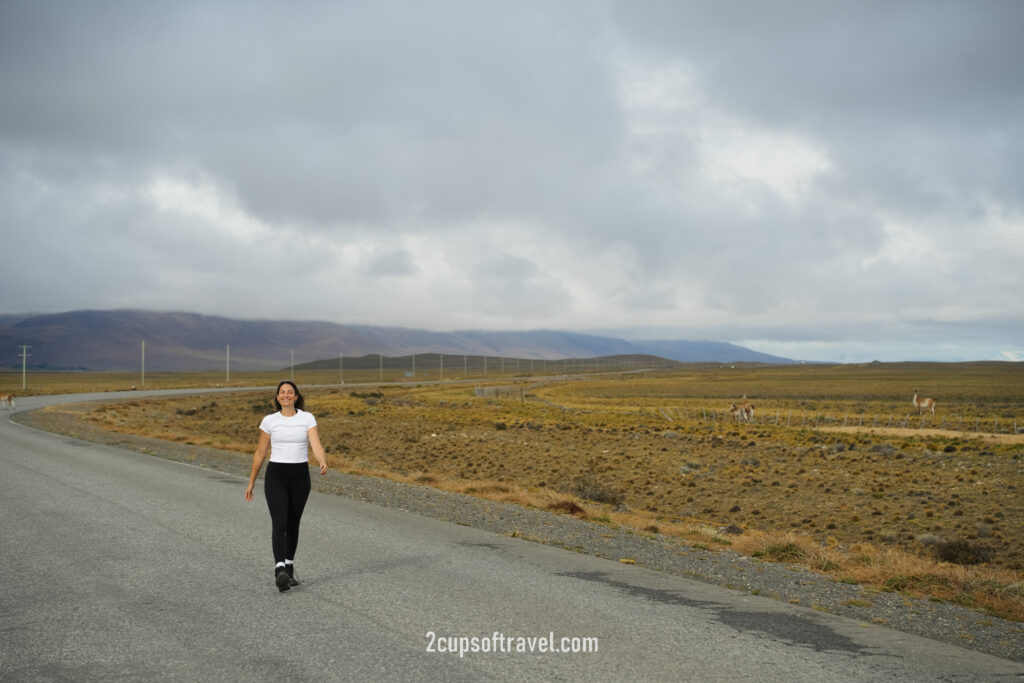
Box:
(0, 350, 671, 395)
(473, 385, 528, 401)
(303, 353, 668, 381)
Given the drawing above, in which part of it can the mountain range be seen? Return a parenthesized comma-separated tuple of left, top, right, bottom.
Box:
(0, 309, 793, 371)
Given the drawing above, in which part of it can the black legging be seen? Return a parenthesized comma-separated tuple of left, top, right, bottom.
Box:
(264, 461, 311, 564)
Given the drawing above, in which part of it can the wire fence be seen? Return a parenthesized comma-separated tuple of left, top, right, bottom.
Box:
(303, 352, 672, 381)
(0, 350, 672, 395)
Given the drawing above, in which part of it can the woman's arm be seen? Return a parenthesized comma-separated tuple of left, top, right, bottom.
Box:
(307, 425, 329, 475)
(244, 430, 271, 500)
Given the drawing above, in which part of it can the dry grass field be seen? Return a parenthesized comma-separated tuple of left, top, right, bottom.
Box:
(19, 361, 1024, 621)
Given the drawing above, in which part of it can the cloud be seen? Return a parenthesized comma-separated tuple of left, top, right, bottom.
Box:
(1, 0, 1022, 362)
(358, 248, 417, 278)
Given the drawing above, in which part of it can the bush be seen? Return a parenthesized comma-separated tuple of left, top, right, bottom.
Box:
(350, 391, 384, 399)
(762, 542, 806, 561)
(571, 474, 625, 507)
(883, 575, 915, 592)
(547, 500, 586, 516)
(933, 539, 993, 565)
(569, 457, 626, 506)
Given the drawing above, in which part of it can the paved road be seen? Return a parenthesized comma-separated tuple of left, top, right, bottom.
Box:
(2, 392, 1023, 681)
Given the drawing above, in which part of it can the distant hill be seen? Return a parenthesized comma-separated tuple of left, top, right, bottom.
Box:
(0, 309, 794, 371)
(626, 339, 790, 365)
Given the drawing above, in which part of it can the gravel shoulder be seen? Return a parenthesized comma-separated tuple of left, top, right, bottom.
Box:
(14, 405, 1024, 663)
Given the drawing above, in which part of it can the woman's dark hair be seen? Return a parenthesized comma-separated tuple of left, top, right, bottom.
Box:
(273, 380, 305, 411)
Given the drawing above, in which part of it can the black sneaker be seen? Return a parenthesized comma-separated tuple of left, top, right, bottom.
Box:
(275, 566, 291, 592)
(285, 564, 299, 587)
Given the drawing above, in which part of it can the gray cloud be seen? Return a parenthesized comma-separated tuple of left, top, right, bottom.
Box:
(361, 248, 417, 278)
(1, 0, 1021, 361)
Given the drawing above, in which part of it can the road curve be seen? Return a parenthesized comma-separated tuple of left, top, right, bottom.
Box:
(2, 391, 1023, 682)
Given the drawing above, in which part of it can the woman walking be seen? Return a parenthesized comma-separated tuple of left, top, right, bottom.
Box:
(245, 380, 329, 592)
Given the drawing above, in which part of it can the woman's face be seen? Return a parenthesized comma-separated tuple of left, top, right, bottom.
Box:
(277, 383, 297, 407)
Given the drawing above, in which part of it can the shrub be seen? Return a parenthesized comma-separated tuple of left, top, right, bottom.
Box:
(570, 457, 626, 506)
(547, 500, 586, 516)
(571, 474, 626, 506)
(883, 575, 914, 592)
(932, 539, 993, 565)
(763, 542, 806, 561)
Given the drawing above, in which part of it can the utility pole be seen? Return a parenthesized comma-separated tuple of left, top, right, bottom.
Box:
(340, 352, 343, 384)
(141, 340, 145, 387)
(18, 345, 31, 390)
(226, 344, 230, 383)
(290, 349, 294, 380)
(379, 353, 383, 382)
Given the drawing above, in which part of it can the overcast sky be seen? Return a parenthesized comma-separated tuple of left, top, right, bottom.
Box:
(2, 1, 1022, 362)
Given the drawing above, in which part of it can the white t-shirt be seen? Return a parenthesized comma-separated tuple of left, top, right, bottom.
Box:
(259, 410, 318, 464)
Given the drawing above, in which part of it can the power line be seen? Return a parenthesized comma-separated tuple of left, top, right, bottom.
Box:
(17, 345, 31, 390)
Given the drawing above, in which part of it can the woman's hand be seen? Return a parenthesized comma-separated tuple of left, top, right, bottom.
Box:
(245, 430, 270, 502)
(308, 426, 329, 477)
